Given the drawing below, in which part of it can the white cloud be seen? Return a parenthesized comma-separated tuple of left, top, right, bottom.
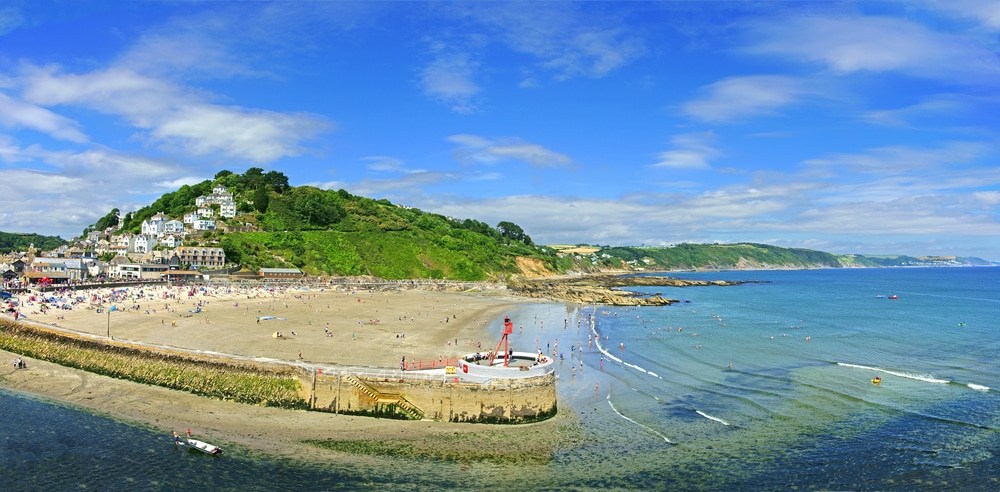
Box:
(466, 4, 645, 80)
(682, 75, 813, 122)
(652, 132, 719, 169)
(0, 5, 24, 35)
(361, 156, 428, 175)
(446, 134, 493, 148)
(151, 105, 326, 162)
(536, 28, 646, 80)
(972, 190, 1000, 205)
(447, 134, 572, 168)
(311, 171, 460, 197)
(925, 0, 1000, 30)
(362, 156, 407, 173)
(860, 94, 970, 127)
(0, 92, 87, 142)
(802, 141, 991, 176)
(0, 143, 209, 237)
(19, 64, 329, 163)
(117, 30, 255, 79)
(743, 15, 1000, 83)
(485, 143, 572, 167)
(419, 45, 481, 114)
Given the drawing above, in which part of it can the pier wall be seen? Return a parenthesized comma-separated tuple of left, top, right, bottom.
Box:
(307, 371, 557, 423)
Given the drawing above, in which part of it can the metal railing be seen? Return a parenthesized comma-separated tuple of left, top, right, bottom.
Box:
(402, 358, 460, 371)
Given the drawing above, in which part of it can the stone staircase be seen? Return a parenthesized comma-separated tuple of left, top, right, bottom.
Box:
(343, 375, 425, 420)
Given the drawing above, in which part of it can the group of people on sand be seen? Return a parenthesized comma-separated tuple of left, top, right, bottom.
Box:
(11, 357, 26, 369)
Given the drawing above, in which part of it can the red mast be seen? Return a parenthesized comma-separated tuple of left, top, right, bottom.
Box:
(491, 315, 514, 367)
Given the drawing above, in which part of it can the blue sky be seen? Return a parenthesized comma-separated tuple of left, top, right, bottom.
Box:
(1, 1, 999, 260)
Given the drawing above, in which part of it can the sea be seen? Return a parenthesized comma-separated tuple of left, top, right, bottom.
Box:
(2, 266, 999, 491)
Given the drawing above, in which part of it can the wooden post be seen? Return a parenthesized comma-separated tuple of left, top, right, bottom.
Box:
(311, 368, 317, 410)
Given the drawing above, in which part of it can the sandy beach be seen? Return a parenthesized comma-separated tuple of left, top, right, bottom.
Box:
(0, 283, 579, 463)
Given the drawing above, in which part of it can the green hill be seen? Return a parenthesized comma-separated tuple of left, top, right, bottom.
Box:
(86, 168, 565, 280)
(560, 243, 993, 271)
(564, 243, 856, 271)
(0, 232, 67, 254)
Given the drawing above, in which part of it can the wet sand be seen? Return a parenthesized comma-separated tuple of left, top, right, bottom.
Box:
(0, 284, 578, 463)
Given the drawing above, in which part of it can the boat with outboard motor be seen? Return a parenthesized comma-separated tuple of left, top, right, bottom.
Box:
(184, 438, 223, 455)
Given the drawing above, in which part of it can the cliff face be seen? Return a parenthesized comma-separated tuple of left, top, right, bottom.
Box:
(507, 274, 753, 306)
(515, 257, 553, 277)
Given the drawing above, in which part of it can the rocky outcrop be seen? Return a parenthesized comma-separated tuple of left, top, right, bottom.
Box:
(507, 274, 754, 306)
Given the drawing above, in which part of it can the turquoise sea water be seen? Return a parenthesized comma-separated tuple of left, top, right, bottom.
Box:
(2, 267, 999, 490)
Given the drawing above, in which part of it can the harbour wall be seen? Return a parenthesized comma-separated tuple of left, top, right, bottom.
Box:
(306, 370, 557, 423)
(1, 316, 557, 424)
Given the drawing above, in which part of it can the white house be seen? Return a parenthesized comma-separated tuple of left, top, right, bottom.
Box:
(220, 201, 237, 218)
(183, 212, 200, 224)
(193, 219, 216, 231)
(141, 213, 169, 236)
(133, 235, 158, 254)
(164, 220, 185, 234)
(197, 206, 214, 217)
(88, 261, 109, 279)
(115, 262, 141, 279)
(160, 234, 180, 248)
(113, 234, 135, 252)
(196, 186, 234, 207)
(107, 244, 128, 258)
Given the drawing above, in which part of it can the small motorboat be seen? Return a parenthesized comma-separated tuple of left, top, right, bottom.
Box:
(888, 295, 898, 300)
(875, 294, 886, 298)
(185, 438, 223, 455)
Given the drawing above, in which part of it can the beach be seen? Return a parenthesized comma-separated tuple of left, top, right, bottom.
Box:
(0, 283, 578, 464)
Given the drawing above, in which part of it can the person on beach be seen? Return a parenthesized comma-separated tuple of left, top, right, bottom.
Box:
(173, 431, 181, 445)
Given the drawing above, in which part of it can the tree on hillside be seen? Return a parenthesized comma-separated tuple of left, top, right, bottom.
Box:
(264, 170, 290, 194)
(243, 167, 265, 190)
(252, 187, 270, 213)
(215, 169, 241, 190)
(84, 208, 120, 234)
(496, 221, 533, 246)
(461, 218, 500, 239)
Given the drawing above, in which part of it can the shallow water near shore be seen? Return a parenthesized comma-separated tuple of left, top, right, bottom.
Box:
(3, 267, 1000, 490)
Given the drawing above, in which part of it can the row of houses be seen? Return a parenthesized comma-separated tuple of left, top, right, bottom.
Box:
(78, 186, 245, 257)
(1, 245, 227, 287)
